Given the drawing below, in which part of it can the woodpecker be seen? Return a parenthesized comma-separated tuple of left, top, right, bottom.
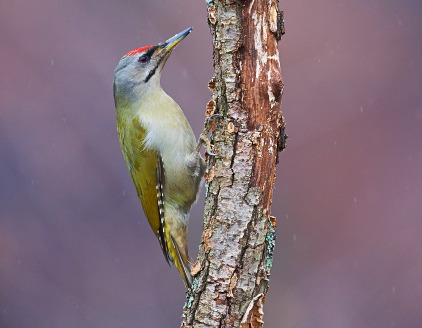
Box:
(113, 27, 205, 288)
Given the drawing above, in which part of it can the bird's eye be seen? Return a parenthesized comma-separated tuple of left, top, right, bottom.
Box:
(138, 55, 149, 63)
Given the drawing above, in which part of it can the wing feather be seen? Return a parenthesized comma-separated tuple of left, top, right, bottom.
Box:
(119, 117, 169, 263)
(155, 154, 170, 264)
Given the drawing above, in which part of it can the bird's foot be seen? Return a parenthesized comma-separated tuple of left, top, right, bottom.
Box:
(196, 114, 223, 156)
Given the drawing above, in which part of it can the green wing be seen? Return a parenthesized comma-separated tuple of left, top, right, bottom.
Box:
(118, 117, 169, 264)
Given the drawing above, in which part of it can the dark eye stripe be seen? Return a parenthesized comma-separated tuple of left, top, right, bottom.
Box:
(144, 45, 158, 57)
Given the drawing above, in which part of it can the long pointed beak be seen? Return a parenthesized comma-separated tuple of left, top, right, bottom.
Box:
(158, 27, 193, 52)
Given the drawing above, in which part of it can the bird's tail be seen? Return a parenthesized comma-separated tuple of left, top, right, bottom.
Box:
(162, 207, 193, 288)
(169, 235, 193, 288)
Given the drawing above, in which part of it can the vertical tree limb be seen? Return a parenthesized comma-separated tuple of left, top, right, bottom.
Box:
(182, 0, 285, 327)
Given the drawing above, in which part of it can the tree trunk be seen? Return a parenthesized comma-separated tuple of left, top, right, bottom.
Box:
(182, 0, 285, 327)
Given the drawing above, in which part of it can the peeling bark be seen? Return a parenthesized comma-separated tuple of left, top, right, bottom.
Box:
(181, 1, 285, 327)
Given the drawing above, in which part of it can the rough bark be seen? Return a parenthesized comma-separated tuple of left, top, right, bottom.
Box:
(181, 0, 285, 327)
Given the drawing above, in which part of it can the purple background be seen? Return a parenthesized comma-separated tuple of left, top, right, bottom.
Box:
(1, 0, 421, 327)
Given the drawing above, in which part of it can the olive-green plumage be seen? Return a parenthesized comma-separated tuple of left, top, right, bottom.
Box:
(113, 28, 204, 288)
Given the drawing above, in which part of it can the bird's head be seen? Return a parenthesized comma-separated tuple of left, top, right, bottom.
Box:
(114, 27, 192, 100)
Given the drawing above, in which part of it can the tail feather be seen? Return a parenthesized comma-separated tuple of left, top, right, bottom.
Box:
(169, 235, 193, 288)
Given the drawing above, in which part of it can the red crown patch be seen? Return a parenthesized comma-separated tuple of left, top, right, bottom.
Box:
(124, 45, 153, 57)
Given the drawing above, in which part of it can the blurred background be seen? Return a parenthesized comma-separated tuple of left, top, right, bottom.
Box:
(1, 0, 421, 327)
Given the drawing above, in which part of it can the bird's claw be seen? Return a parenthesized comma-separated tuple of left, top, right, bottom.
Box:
(197, 133, 216, 156)
(197, 113, 223, 156)
(206, 149, 217, 156)
(207, 113, 223, 120)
